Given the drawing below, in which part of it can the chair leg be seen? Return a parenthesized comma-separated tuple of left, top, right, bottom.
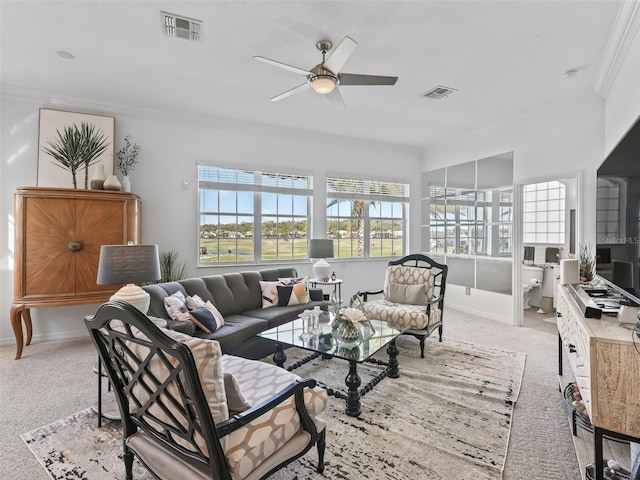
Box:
(419, 337, 425, 358)
(438, 324, 443, 342)
(316, 428, 326, 473)
(124, 445, 134, 480)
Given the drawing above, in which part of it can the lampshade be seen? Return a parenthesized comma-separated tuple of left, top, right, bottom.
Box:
(310, 76, 336, 94)
(309, 239, 334, 259)
(97, 244, 161, 313)
(309, 239, 334, 281)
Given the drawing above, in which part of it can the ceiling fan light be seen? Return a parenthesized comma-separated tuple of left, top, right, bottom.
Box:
(310, 76, 336, 94)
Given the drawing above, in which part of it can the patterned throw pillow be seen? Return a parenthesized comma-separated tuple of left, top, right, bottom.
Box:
(164, 291, 188, 320)
(189, 302, 225, 333)
(259, 281, 281, 308)
(276, 282, 310, 306)
(383, 265, 433, 306)
(278, 276, 310, 304)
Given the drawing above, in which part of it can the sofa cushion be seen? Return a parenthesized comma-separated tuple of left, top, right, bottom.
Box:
(364, 299, 442, 330)
(194, 315, 268, 353)
(243, 299, 327, 329)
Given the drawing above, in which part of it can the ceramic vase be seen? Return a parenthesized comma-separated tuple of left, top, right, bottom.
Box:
(90, 164, 106, 190)
(121, 175, 131, 192)
(336, 322, 361, 343)
(103, 174, 122, 191)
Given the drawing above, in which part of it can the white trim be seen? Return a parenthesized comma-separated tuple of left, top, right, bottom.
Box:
(594, 1, 640, 97)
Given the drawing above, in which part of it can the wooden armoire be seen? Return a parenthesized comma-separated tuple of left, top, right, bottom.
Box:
(11, 187, 140, 359)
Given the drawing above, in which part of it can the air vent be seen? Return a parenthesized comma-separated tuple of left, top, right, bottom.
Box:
(161, 11, 202, 41)
(422, 85, 457, 100)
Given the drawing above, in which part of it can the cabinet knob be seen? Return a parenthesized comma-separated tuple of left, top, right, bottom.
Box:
(67, 240, 84, 252)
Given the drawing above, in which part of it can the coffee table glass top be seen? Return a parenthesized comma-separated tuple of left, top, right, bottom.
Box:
(258, 314, 406, 363)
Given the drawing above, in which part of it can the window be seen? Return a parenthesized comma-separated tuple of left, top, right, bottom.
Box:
(326, 177, 409, 259)
(523, 181, 565, 244)
(198, 166, 312, 264)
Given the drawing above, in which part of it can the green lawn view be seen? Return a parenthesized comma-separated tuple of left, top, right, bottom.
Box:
(199, 238, 402, 263)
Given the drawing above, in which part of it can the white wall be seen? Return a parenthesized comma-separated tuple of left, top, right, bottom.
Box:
(0, 94, 422, 347)
(421, 93, 606, 323)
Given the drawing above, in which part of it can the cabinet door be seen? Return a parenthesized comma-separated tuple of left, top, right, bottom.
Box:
(75, 198, 128, 295)
(23, 196, 76, 296)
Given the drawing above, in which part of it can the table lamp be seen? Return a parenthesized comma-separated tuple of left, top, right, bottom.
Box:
(309, 239, 334, 281)
(96, 243, 161, 313)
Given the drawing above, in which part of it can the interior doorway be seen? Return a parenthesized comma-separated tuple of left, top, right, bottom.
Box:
(515, 173, 581, 329)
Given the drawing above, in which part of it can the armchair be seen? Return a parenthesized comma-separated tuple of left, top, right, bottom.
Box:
(85, 300, 327, 480)
(357, 254, 447, 358)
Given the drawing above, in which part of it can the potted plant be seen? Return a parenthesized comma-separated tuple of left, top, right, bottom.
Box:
(115, 135, 141, 192)
(578, 242, 596, 283)
(41, 121, 110, 189)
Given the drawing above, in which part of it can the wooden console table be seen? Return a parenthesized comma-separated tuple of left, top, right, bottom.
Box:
(11, 187, 140, 359)
(557, 284, 640, 479)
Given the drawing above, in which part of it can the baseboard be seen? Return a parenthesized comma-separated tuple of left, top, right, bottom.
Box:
(0, 329, 89, 347)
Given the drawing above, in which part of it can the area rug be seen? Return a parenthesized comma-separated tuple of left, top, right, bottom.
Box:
(21, 337, 525, 480)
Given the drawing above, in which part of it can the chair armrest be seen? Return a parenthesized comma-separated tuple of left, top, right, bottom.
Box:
(357, 289, 383, 302)
(427, 294, 444, 307)
(216, 378, 317, 437)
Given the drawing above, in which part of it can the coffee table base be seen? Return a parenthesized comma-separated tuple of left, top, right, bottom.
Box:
(272, 339, 400, 417)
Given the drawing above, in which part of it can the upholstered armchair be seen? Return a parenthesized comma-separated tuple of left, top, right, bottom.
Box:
(85, 301, 327, 480)
(357, 254, 448, 358)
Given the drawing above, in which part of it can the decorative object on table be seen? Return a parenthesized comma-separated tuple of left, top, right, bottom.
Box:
(331, 271, 337, 281)
(309, 238, 334, 281)
(90, 164, 106, 190)
(560, 258, 579, 285)
(103, 174, 121, 191)
(157, 250, 187, 282)
(578, 242, 596, 283)
(38, 109, 114, 188)
(115, 135, 141, 193)
(96, 243, 161, 313)
(332, 295, 375, 343)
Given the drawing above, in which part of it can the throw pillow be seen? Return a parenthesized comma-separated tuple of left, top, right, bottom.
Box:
(387, 282, 427, 305)
(188, 301, 225, 333)
(223, 372, 251, 415)
(276, 282, 310, 306)
(278, 276, 311, 303)
(259, 280, 280, 308)
(164, 291, 188, 320)
(185, 294, 206, 310)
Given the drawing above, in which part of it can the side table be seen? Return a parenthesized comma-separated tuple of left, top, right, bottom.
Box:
(310, 278, 343, 303)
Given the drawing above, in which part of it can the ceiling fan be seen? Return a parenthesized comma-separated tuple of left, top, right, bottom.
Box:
(253, 36, 398, 108)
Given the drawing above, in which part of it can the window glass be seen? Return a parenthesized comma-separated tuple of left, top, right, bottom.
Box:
(198, 166, 312, 264)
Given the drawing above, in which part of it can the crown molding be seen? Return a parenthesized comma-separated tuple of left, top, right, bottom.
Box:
(594, 0, 640, 97)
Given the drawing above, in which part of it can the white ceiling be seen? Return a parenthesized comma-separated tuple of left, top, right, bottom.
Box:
(0, 1, 621, 148)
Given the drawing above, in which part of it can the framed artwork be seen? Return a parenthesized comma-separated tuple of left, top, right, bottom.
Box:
(37, 108, 115, 188)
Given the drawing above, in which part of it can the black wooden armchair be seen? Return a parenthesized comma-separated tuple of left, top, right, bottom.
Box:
(357, 254, 448, 358)
(85, 300, 326, 480)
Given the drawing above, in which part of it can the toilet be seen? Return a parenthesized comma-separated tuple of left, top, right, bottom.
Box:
(523, 265, 544, 309)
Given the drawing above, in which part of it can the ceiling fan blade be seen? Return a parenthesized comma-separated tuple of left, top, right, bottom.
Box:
(270, 82, 311, 102)
(253, 56, 312, 76)
(326, 88, 346, 110)
(339, 73, 398, 86)
(323, 36, 358, 74)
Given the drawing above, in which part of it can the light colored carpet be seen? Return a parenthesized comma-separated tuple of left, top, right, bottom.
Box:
(20, 338, 525, 480)
(0, 307, 582, 479)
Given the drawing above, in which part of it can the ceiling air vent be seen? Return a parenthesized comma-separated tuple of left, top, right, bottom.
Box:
(161, 11, 203, 41)
(422, 85, 457, 100)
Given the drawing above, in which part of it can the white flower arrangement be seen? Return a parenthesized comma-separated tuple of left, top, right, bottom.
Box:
(339, 307, 368, 326)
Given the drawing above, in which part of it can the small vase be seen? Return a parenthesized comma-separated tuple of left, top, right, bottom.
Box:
(121, 175, 131, 192)
(103, 174, 122, 191)
(90, 165, 105, 190)
(337, 322, 361, 343)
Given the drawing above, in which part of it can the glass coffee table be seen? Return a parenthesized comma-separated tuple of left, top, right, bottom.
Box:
(258, 314, 407, 417)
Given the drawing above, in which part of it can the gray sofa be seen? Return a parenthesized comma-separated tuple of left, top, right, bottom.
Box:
(142, 267, 327, 360)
